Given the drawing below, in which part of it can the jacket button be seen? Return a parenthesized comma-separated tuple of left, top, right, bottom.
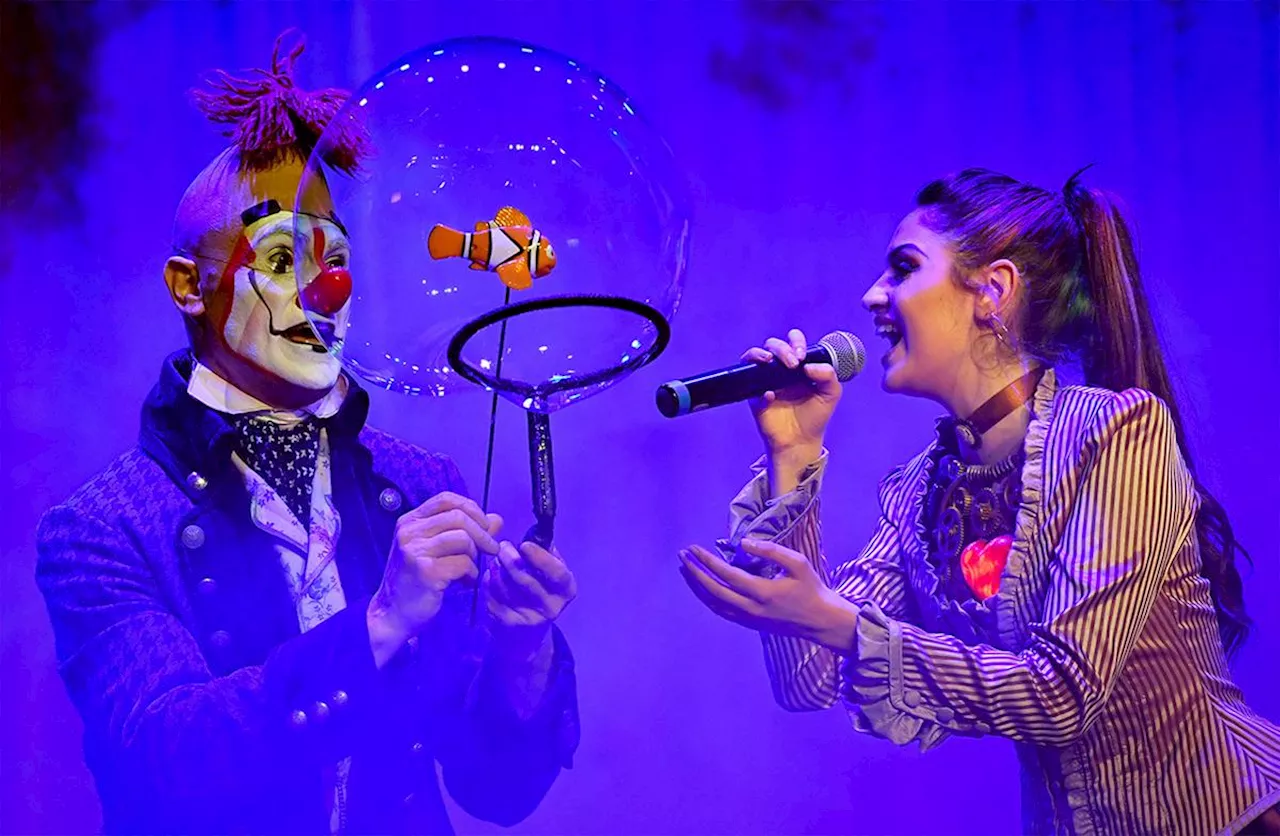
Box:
(187, 472, 209, 491)
(289, 709, 309, 729)
(902, 690, 922, 709)
(410, 741, 424, 755)
(181, 524, 205, 549)
(935, 707, 955, 724)
(312, 701, 331, 722)
(379, 488, 402, 512)
(209, 630, 231, 649)
(197, 577, 218, 596)
(330, 689, 349, 708)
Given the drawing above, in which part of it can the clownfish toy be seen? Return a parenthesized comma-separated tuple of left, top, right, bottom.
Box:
(427, 206, 557, 291)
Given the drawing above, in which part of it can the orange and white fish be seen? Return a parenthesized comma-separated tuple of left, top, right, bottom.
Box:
(427, 206, 556, 291)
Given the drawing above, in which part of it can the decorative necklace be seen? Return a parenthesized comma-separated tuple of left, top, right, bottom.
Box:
(950, 367, 1045, 449)
(927, 368, 1043, 601)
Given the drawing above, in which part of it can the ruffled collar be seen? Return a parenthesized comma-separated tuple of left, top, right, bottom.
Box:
(899, 368, 1058, 648)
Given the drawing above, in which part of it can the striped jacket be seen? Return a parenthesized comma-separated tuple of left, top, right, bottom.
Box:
(727, 369, 1280, 835)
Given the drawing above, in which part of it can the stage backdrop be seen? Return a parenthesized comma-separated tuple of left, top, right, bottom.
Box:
(3, 2, 1276, 834)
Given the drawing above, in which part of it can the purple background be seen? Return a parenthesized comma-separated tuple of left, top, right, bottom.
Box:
(3, 2, 1277, 834)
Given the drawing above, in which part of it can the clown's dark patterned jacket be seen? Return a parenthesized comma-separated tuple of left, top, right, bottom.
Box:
(36, 350, 579, 834)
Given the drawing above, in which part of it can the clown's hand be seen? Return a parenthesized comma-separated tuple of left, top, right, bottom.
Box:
(483, 541, 577, 656)
(478, 541, 577, 719)
(679, 539, 858, 653)
(367, 492, 501, 667)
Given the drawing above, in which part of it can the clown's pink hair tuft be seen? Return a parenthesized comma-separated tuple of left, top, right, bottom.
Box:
(191, 28, 369, 174)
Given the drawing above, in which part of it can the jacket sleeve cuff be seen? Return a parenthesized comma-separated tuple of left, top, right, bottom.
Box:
(469, 626, 580, 769)
(263, 596, 385, 759)
(838, 603, 949, 752)
(715, 450, 828, 575)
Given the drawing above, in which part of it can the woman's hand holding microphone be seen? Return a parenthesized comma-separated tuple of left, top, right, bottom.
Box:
(740, 328, 843, 496)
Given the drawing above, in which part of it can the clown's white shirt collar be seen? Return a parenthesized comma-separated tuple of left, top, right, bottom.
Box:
(187, 360, 349, 425)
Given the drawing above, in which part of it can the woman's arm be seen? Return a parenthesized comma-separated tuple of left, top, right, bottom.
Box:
(719, 454, 916, 711)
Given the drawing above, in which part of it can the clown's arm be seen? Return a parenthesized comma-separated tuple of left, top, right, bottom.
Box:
(430, 461, 580, 826)
(35, 505, 401, 826)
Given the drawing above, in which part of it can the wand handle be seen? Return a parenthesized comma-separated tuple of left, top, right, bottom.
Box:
(524, 411, 555, 548)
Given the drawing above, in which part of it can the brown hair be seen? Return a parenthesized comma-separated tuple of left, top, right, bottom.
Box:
(916, 168, 1250, 655)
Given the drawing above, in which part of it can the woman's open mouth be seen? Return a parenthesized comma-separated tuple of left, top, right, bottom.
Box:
(874, 319, 904, 366)
(875, 323, 902, 347)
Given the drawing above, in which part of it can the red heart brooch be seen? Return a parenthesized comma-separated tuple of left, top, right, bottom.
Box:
(959, 534, 1013, 600)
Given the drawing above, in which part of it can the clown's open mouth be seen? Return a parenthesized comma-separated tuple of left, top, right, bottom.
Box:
(279, 322, 331, 352)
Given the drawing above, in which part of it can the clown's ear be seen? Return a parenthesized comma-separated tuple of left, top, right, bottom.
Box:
(164, 256, 205, 317)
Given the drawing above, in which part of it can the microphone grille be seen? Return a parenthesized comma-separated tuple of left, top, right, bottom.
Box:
(818, 331, 866, 382)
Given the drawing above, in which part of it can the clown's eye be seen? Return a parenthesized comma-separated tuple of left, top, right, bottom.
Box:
(267, 248, 294, 274)
(325, 253, 348, 269)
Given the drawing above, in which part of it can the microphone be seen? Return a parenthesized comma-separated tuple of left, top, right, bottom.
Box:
(655, 331, 866, 418)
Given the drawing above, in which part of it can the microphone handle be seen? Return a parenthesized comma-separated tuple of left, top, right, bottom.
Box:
(656, 345, 832, 417)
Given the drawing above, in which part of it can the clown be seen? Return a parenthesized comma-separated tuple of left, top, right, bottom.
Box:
(164, 53, 362, 406)
(37, 32, 580, 835)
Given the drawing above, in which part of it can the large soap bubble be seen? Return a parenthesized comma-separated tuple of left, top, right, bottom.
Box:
(294, 36, 690, 414)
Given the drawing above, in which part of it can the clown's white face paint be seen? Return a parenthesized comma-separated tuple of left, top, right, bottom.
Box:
(214, 210, 351, 392)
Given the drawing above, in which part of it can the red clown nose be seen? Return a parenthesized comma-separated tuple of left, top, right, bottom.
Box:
(301, 268, 352, 317)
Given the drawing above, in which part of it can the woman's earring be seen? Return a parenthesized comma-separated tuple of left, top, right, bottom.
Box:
(987, 312, 1014, 350)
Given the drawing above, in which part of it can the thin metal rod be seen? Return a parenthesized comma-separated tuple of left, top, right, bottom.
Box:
(472, 287, 512, 623)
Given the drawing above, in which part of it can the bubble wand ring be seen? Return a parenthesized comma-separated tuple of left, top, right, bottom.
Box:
(446, 293, 671, 547)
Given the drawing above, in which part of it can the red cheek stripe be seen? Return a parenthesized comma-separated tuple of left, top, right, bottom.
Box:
(206, 232, 321, 387)
(213, 236, 255, 336)
(312, 227, 327, 269)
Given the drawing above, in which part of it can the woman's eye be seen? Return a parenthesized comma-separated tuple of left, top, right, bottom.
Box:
(267, 250, 294, 274)
(891, 259, 917, 281)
